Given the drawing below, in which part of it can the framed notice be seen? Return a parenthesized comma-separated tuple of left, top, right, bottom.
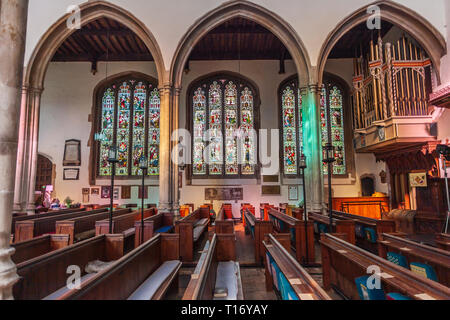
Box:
(113, 187, 120, 200)
(288, 186, 298, 201)
(101, 186, 111, 199)
(409, 172, 427, 188)
(63, 140, 81, 166)
(91, 188, 100, 195)
(138, 186, 148, 199)
(63, 168, 79, 180)
(121, 186, 131, 199)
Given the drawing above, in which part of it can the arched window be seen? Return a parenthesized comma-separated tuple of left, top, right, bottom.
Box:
(279, 75, 348, 177)
(96, 75, 160, 178)
(189, 73, 259, 178)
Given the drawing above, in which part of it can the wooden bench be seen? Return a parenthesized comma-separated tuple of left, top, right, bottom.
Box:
(308, 212, 356, 245)
(332, 210, 395, 252)
(240, 204, 255, 227)
(378, 233, 450, 287)
(59, 233, 181, 300)
(14, 208, 109, 243)
(14, 234, 125, 300)
(175, 207, 210, 262)
(268, 208, 315, 264)
(55, 208, 132, 245)
(244, 208, 273, 265)
(263, 234, 332, 300)
(135, 212, 175, 247)
(11, 207, 87, 234)
(215, 205, 235, 235)
(435, 233, 450, 251)
(260, 204, 275, 221)
(183, 233, 242, 300)
(320, 233, 450, 300)
(95, 208, 158, 251)
(12, 234, 70, 265)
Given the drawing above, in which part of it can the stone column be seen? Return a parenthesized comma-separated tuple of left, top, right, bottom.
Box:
(300, 85, 324, 213)
(158, 84, 172, 213)
(171, 88, 181, 218)
(0, 0, 29, 299)
(13, 86, 41, 215)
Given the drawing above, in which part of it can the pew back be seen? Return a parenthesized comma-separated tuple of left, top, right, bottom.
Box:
(14, 234, 125, 300)
(320, 233, 450, 300)
(12, 234, 70, 264)
(59, 234, 180, 300)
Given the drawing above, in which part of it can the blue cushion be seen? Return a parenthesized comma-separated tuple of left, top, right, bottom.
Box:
(355, 224, 365, 238)
(155, 225, 173, 234)
(365, 228, 377, 243)
(278, 272, 298, 300)
(319, 224, 329, 234)
(355, 276, 385, 300)
(387, 252, 408, 268)
(271, 262, 281, 291)
(386, 293, 411, 300)
(410, 263, 438, 282)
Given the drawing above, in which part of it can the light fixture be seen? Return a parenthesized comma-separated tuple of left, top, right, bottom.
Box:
(323, 142, 335, 164)
(108, 145, 118, 163)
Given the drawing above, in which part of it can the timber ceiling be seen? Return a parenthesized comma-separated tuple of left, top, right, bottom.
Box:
(51, 18, 394, 62)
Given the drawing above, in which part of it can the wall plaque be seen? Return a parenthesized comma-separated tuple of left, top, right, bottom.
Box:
(262, 185, 281, 195)
(263, 175, 279, 183)
(63, 168, 79, 180)
(121, 186, 131, 199)
(205, 188, 243, 201)
(63, 140, 81, 166)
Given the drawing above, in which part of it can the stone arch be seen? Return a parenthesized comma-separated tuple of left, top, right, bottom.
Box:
(170, 0, 311, 89)
(25, 1, 166, 90)
(317, 0, 447, 85)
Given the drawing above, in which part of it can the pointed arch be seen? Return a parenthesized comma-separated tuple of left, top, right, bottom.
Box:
(317, 0, 446, 85)
(170, 0, 311, 89)
(25, 1, 165, 90)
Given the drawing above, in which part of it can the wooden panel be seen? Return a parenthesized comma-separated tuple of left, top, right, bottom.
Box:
(332, 197, 390, 220)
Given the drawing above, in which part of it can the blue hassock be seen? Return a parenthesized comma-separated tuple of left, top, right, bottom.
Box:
(386, 293, 411, 300)
(387, 252, 408, 268)
(355, 276, 386, 300)
(410, 262, 438, 282)
(365, 228, 377, 243)
(355, 224, 365, 238)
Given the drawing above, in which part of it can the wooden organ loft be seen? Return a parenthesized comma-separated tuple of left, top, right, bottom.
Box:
(351, 35, 447, 234)
(352, 35, 436, 153)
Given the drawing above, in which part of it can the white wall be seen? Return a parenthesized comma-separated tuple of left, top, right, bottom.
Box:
(25, 0, 447, 71)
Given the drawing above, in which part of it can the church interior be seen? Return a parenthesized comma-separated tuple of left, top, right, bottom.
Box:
(0, 0, 450, 302)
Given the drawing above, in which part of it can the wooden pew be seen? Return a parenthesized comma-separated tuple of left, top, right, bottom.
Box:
(135, 212, 175, 247)
(308, 212, 356, 245)
(263, 234, 332, 300)
(320, 233, 450, 300)
(260, 203, 275, 221)
(55, 208, 132, 244)
(244, 208, 273, 265)
(268, 208, 315, 264)
(12, 234, 70, 264)
(378, 233, 450, 287)
(215, 205, 235, 235)
(14, 234, 125, 300)
(59, 233, 181, 300)
(95, 208, 158, 251)
(175, 207, 210, 262)
(435, 233, 450, 251)
(14, 208, 108, 243)
(183, 233, 242, 300)
(11, 207, 87, 234)
(332, 210, 396, 253)
(240, 204, 255, 227)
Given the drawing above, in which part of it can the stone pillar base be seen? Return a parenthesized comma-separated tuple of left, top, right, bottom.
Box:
(0, 248, 19, 300)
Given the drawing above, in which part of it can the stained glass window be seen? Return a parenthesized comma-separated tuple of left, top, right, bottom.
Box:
(148, 88, 160, 176)
(99, 88, 115, 176)
(97, 77, 159, 178)
(190, 75, 258, 178)
(321, 86, 346, 175)
(279, 77, 347, 177)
